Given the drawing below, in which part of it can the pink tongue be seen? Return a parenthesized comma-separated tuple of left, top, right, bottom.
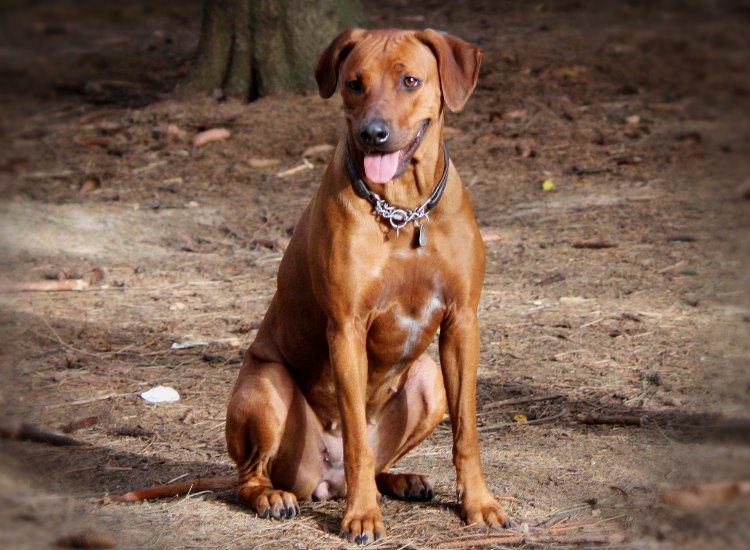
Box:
(363, 150, 401, 184)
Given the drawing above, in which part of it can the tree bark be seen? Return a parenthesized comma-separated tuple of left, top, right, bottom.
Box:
(185, 0, 367, 101)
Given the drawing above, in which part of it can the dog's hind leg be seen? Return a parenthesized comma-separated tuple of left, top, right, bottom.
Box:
(225, 360, 326, 519)
(371, 355, 447, 501)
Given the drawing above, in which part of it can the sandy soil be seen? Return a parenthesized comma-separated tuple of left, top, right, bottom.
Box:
(1, 1, 749, 548)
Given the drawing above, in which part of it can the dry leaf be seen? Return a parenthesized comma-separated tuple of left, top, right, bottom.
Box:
(80, 175, 101, 193)
(193, 128, 231, 148)
(247, 157, 282, 169)
(481, 231, 506, 243)
(302, 143, 335, 157)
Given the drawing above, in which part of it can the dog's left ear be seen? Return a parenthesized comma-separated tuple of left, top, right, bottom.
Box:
(315, 28, 367, 99)
(417, 29, 483, 113)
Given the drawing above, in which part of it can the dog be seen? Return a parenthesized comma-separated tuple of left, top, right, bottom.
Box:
(119, 28, 509, 545)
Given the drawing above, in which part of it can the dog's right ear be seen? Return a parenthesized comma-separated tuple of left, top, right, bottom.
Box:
(315, 28, 367, 99)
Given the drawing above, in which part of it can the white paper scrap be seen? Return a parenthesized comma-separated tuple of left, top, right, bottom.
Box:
(140, 385, 180, 403)
(171, 340, 209, 350)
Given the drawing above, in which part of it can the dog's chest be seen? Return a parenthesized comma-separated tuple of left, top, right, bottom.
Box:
(366, 287, 444, 374)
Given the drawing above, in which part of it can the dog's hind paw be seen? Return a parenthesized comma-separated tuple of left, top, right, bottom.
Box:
(376, 472, 434, 501)
(238, 486, 300, 520)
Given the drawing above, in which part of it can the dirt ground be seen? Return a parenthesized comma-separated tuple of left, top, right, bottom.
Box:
(1, 0, 749, 548)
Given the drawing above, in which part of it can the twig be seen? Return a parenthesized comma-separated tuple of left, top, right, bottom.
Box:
(132, 160, 168, 174)
(531, 532, 624, 545)
(0, 416, 85, 446)
(482, 393, 562, 410)
(478, 410, 568, 432)
(550, 520, 620, 533)
(571, 241, 617, 249)
(535, 505, 587, 528)
(576, 413, 645, 427)
(39, 317, 98, 357)
(434, 533, 525, 548)
(23, 169, 75, 179)
(434, 530, 624, 548)
(47, 392, 136, 409)
(0, 279, 89, 292)
(579, 317, 604, 329)
(658, 260, 686, 274)
(276, 158, 313, 178)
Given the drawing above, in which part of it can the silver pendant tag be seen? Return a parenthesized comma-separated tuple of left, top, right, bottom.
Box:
(417, 224, 427, 247)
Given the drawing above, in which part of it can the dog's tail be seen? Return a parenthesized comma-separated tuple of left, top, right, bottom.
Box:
(114, 475, 237, 502)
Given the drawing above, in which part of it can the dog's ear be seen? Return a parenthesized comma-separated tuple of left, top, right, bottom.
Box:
(315, 28, 367, 99)
(417, 29, 483, 113)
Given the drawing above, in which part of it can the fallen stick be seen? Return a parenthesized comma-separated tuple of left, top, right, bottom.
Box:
(0, 417, 85, 446)
(550, 520, 620, 533)
(0, 279, 89, 292)
(659, 480, 750, 509)
(482, 393, 562, 410)
(478, 410, 568, 432)
(576, 413, 645, 427)
(434, 533, 525, 548)
(1, 269, 104, 293)
(47, 392, 136, 409)
(572, 241, 617, 249)
(276, 158, 313, 178)
(531, 532, 625, 545)
(131, 160, 168, 174)
(434, 530, 624, 549)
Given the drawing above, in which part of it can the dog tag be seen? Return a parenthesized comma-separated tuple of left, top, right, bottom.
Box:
(417, 223, 427, 247)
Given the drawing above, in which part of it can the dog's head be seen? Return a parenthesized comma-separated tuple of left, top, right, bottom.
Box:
(315, 28, 482, 185)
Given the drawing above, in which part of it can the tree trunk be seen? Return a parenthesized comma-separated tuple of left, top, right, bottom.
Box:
(185, 0, 367, 101)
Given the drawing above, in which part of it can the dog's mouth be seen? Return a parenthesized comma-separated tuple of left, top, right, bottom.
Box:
(362, 120, 429, 184)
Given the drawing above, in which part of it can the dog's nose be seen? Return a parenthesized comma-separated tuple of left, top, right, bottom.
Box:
(359, 119, 390, 146)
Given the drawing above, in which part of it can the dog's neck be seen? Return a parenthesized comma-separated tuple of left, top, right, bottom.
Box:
(345, 121, 448, 210)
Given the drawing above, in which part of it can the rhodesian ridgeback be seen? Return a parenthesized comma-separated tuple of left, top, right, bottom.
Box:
(120, 28, 509, 544)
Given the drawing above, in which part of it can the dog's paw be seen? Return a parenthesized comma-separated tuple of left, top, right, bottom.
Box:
(461, 495, 511, 529)
(339, 506, 385, 545)
(238, 486, 300, 520)
(376, 472, 434, 501)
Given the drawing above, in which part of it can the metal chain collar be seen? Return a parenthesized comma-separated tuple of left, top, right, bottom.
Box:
(344, 139, 450, 238)
(371, 194, 429, 235)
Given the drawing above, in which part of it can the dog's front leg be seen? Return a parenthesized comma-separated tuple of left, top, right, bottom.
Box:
(439, 309, 510, 528)
(328, 319, 385, 544)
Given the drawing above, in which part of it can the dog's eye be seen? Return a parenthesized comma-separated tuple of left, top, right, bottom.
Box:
(402, 76, 422, 89)
(346, 79, 364, 94)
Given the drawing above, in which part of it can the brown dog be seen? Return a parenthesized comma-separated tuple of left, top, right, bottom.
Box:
(120, 28, 509, 544)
